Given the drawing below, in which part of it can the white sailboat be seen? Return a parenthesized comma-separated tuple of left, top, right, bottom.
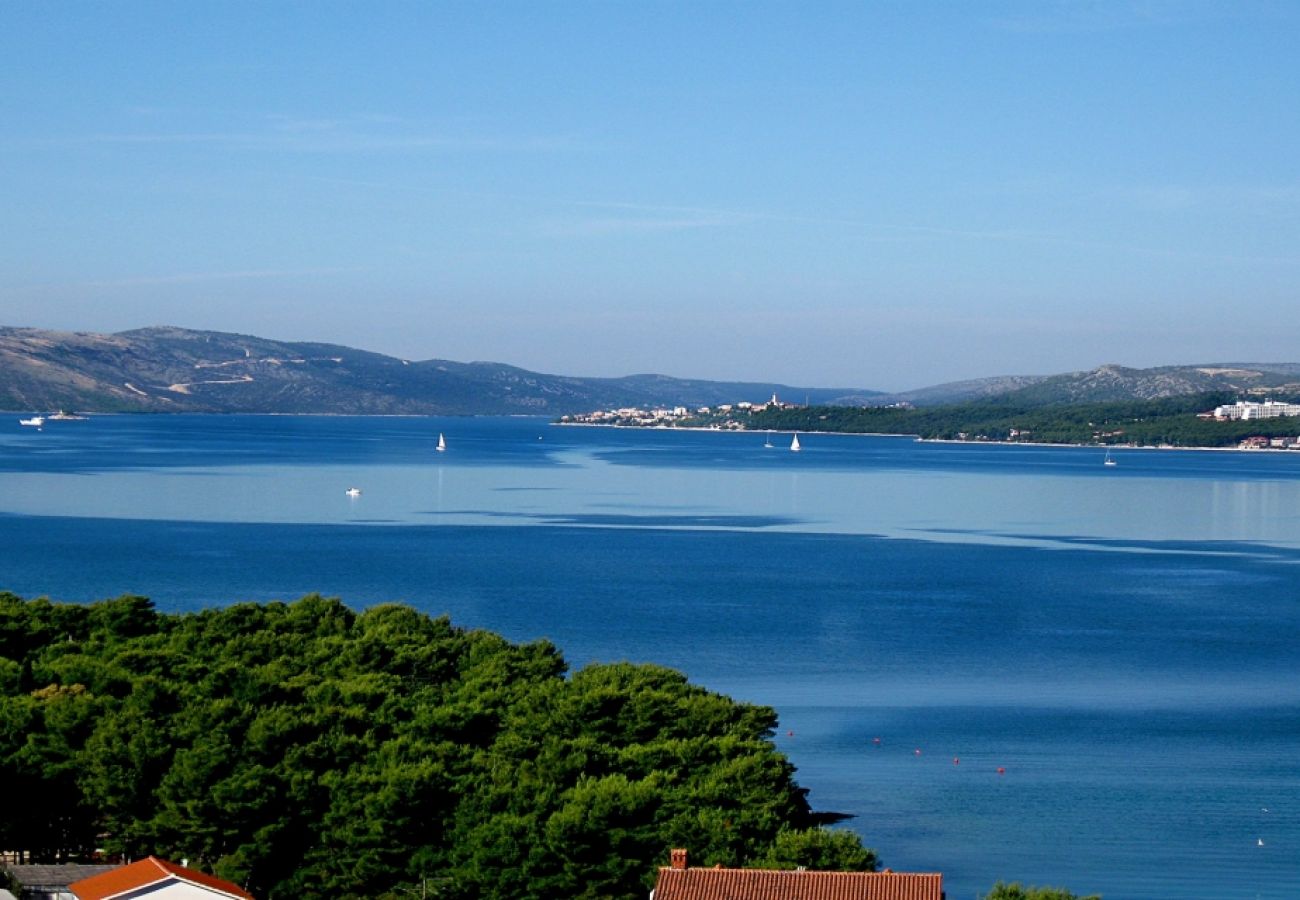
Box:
(790, 433, 801, 452)
(764, 431, 774, 448)
(436, 432, 447, 452)
(1103, 449, 1117, 467)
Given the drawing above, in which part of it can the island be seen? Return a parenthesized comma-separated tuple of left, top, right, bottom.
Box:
(560, 392, 1300, 450)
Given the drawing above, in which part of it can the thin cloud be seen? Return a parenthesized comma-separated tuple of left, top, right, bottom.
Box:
(1105, 182, 1300, 214)
(76, 266, 364, 288)
(539, 214, 744, 237)
(21, 109, 585, 155)
(255, 172, 1300, 265)
(74, 131, 577, 153)
(988, 0, 1283, 34)
(552, 199, 1047, 243)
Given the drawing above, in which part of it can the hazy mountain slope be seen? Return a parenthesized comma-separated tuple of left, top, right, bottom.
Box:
(5, 325, 1297, 415)
(875, 374, 1051, 406)
(0, 326, 880, 415)
(998, 363, 1300, 405)
(876, 364, 1300, 407)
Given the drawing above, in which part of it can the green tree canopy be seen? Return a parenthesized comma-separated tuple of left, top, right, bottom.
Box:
(0, 592, 876, 899)
(749, 827, 880, 871)
(983, 881, 1101, 900)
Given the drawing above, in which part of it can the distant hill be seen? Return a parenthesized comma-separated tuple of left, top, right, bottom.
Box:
(996, 363, 1300, 405)
(872, 374, 1050, 406)
(876, 363, 1300, 407)
(4, 326, 1297, 416)
(0, 326, 880, 415)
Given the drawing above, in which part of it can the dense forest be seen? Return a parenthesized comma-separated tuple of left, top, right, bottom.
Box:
(735, 392, 1300, 447)
(0, 593, 876, 899)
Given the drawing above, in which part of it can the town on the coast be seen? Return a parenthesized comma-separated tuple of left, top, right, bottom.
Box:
(559, 392, 813, 429)
(561, 396, 1300, 451)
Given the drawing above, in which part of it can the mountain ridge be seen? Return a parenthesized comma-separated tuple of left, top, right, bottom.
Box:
(3, 325, 1298, 415)
(0, 325, 880, 415)
(870, 362, 1300, 407)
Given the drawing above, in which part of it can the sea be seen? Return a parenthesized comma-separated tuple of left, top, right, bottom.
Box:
(2, 414, 1298, 900)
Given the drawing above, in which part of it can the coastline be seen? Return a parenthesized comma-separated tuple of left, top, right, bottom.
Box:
(17, 412, 1297, 453)
(553, 420, 1299, 453)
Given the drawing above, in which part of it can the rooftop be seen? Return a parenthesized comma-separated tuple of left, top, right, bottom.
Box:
(68, 857, 253, 900)
(4, 865, 117, 891)
(653, 858, 944, 900)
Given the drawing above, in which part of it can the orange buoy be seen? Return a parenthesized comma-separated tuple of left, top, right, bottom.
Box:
(997, 766, 1006, 775)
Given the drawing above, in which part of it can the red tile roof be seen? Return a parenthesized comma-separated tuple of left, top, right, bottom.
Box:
(68, 856, 254, 900)
(652, 867, 944, 900)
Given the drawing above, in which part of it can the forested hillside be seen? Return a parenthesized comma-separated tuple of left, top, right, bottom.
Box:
(0, 594, 873, 899)
(742, 392, 1300, 447)
(0, 326, 875, 415)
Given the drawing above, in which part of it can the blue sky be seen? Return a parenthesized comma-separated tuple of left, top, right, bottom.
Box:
(3, 1, 1298, 390)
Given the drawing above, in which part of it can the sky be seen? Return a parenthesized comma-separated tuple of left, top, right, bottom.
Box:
(2, 1, 1298, 391)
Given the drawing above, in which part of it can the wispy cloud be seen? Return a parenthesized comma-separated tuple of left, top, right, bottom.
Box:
(76, 266, 363, 288)
(988, 0, 1284, 34)
(543, 199, 1056, 243)
(76, 130, 576, 154)
(26, 111, 583, 155)
(265, 169, 1300, 267)
(540, 200, 757, 237)
(1104, 182, 1300, 214)
(538, 216, 741, 237)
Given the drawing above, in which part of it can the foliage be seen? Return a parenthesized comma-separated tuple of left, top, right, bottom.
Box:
(0, 592, 873, 899)
(734, 391, 1300, 447)
(983, 881, 1101, 900)
(748, 827, 879, 871)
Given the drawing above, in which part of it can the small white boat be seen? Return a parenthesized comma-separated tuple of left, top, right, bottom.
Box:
(790, 433, 801, 452)
(344, 487, 362, 497)
(49, 410, 87, 421)
(764, 431, 774, 448)
(19, 416, 44, 427)
(436, 432, 447, 452)
(1103, 450, 1117, 467)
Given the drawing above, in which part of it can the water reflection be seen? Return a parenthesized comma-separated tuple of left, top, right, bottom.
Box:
(2, 416, 1299, 554)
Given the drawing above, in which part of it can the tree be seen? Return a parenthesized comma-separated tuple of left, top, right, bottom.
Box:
(0, 593, 866, 899)
(749, 827, 878, 871)
(983, 882, 1100, 900)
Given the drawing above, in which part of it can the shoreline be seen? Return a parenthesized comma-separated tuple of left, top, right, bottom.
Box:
(14, 411, 1298, 454)
(553, 420, 1300, 453)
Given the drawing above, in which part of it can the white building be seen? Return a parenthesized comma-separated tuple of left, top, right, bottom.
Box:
(1213, 400, 1300, 421)
(69, 857, 254, 900)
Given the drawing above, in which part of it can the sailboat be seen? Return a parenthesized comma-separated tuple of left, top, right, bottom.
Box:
(436, 433, 447, 452)
(790, 433, 801, 452)
(1103, 449, 1117, 467)
(764, 431, 774, 448)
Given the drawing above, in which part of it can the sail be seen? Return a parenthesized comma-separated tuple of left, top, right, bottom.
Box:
(437, 433, 447, 452)
(790, 434, 801, 452)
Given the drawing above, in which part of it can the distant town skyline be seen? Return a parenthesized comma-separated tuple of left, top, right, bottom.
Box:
(3, 1, 1298, 392)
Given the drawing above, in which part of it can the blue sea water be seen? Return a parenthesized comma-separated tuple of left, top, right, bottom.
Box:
(2, 414, 1298, 899)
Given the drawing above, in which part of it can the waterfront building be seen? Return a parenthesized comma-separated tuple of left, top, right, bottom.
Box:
(68, 857, 253, 900)
(651, 849, 944, 900)
(1212, 399, 1300, 420)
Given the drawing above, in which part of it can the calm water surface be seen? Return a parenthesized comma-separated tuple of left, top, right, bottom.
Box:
(2, 415, 1298, 899)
